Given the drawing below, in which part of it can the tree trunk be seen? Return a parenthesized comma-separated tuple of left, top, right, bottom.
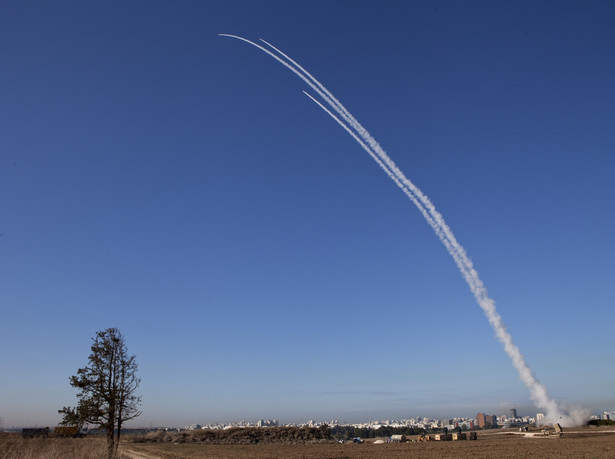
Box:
(115, 420, 122, 455)
(106, 428, 115, 459)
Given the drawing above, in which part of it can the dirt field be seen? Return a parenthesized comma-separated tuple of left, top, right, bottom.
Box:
(123, 428, 615, 459)
(3, 427, 614, 458)
(0, 433, 110, 459)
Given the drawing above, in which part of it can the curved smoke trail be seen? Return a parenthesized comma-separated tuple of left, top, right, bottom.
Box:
(220, 34, 584, 426)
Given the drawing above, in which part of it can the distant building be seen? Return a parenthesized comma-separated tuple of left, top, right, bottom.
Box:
(510, 408, 518, 419)
(476, 413, 497, 429)
(536, 413, 545, 426)
(256, 419, 278, 427)
(456, 420, 474, 430)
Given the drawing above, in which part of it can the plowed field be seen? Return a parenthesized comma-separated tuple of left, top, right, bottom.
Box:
(123, 428, 615, 459)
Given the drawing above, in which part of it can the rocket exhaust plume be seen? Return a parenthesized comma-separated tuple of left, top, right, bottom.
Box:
(220, 34, 587, 427)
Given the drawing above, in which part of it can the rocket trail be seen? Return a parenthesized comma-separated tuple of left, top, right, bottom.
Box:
(301, 90, 452, 255)
(258, 37, 471, 273)
(220, 34, 582, 426)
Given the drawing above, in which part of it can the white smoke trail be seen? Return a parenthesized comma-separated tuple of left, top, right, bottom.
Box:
(301, 91, 449, 246)
(258, 38, 484, 294)
(221, 34, 585, 426)
(217, 36, 443, 260)
(258, 38, 475, 282)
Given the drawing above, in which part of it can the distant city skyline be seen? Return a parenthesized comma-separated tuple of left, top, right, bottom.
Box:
(0, 407, 615, 429)
(7, 407, 614, 431)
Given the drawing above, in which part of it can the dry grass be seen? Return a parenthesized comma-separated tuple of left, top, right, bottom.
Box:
(0, 433, 133, 459)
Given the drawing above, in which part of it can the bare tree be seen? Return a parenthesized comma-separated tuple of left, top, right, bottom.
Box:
(59, 328, 141, 458)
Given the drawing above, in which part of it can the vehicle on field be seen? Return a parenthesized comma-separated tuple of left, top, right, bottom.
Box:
(22, 427, 49, 438)
(54, 425, 88, 438)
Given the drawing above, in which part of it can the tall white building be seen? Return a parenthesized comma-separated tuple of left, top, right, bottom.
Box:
(536, 413, 545, 426)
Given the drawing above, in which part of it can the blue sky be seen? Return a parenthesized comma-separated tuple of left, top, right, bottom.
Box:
(1, 1, 614, 427)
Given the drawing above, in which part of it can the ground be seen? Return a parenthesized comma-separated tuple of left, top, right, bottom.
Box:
(3, 426, 614, 458)
(122, 427, 615, 459)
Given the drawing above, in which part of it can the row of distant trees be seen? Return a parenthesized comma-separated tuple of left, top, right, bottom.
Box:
(588, 419, 615, 426)
(136, 425, 333, 444)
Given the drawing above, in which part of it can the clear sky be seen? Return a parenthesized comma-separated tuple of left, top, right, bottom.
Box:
(1, 0, 614, 428)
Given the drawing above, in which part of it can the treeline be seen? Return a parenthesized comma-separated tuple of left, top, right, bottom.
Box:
(588, 419, 615, 427)
(131, 425, 434, 444)
(330, 425, 425, 441)
(132, 426, 333, 445)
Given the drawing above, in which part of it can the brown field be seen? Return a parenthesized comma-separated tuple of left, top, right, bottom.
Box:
(0, 433, 111, 459)
(123, 428, 615, 459)
(3, 427, 615, 459)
